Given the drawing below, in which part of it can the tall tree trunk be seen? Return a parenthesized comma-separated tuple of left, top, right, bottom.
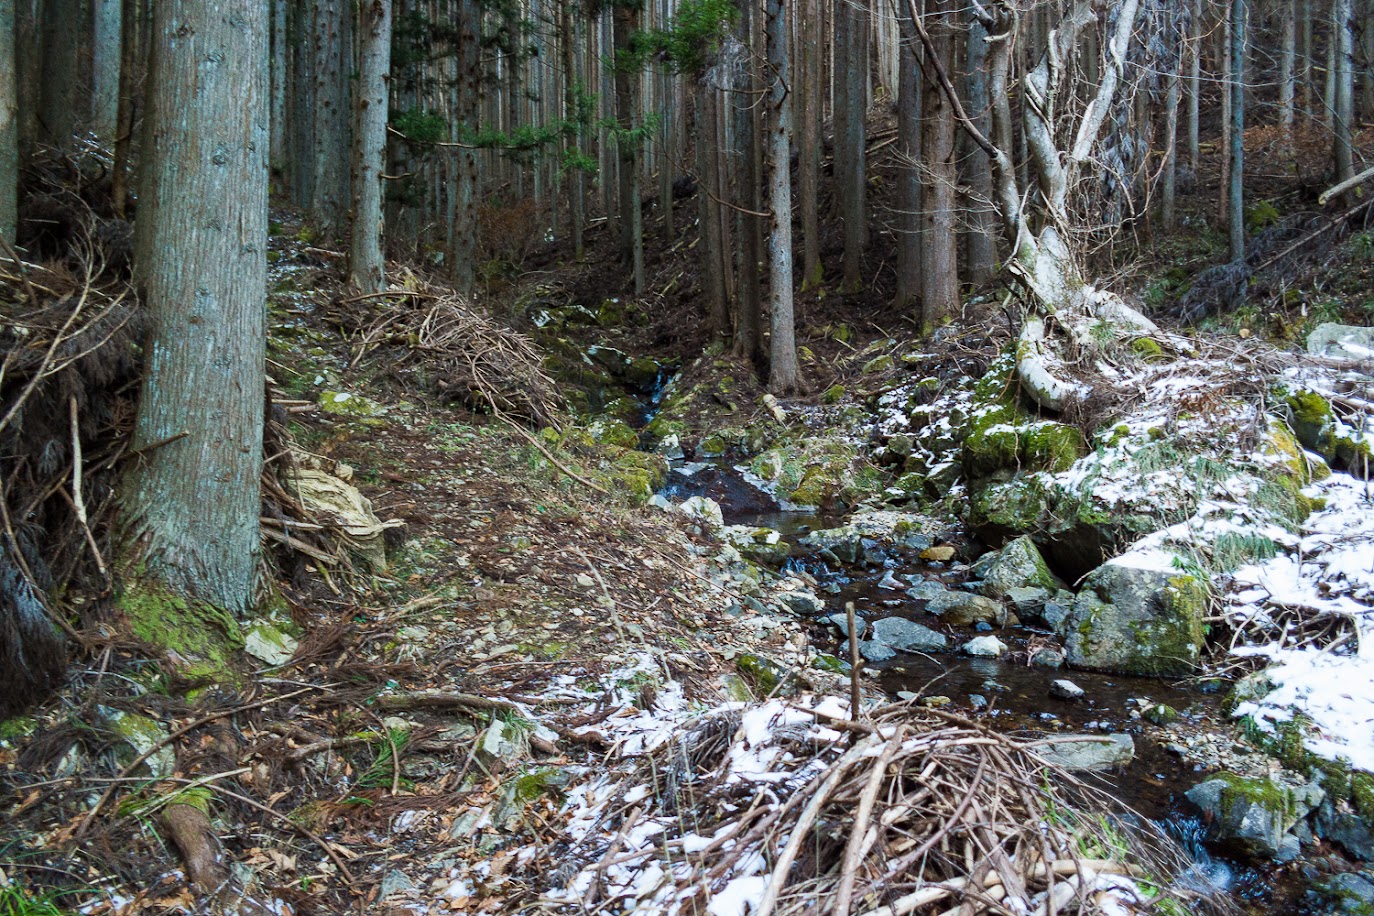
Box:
(311, 0, 350, 234)
(698, 86, 730, 340)
(657, 0, 674, 242)
(963, 10, 995, 285)
(1229, 0, 1246, 262)
(1361, 0, 1374, 119)
(447, 0, 479, 296)
(287, 0, 315, 210)
(124, 0, 267, 615)
(1218, 2, 1232, 226)
(269, 0, 288, 189)
(39, 0, 83, 149)
(1279, 0, 1296, 142)
(0, 0, 15, 244)
(1333, 0, 1354, 187)
(1323, 2, 1337, 128)
(1161, 60, 1181, 229)
(766, 0, 799, 394)
(562, 2, 586, 260)
(92, 0, 121, 139)
(797, 0, 821, 287)
(836, 0, 869, 293)
(920, 0, 958, 332)
(1187, 0, 1201, 173)
(732, 0, 763, 365)
(348, 0, 391, 293)
(894, 3, 921, 308)
(613, 0, 644, 293)
(1300, 0, 1313, 114)
(110, 0, 141, 218)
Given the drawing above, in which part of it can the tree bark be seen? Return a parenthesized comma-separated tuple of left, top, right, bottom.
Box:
(766, 0, 800, 394)
(697, 85, 730, 340)
(894, 2, 921, 309)
(1187, 0, 1201, 173)
(111, 0, 141, 219)
(1333, 0, 1354, 188)
(39, 0, 83, 149)
(124, 0, 268, 615)
(447, 0, 480, 296)
(797, 0, 821, 287)
(0, 0, 15, 244)
(1279, 0, 1296, 142)
(92, 0, 122, 139)
(962, 10, 995, 285)
(836, 0, 869, 293)
(731, 0, 763, 365)
(1229, 0, 1245, 263)
(920, 0, 958, 332)
(348, 0, 391, 294)
(287, 0, 315, 210)
(310, 0, 350, 234)
(613, 0, 644, 294)
(562, 2, 586, 260)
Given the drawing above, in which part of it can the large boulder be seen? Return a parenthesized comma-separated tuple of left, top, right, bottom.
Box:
(1032, 734, 1134, 771)
(1307, 323, 1374, 362)
(925, 591, 1011, 627)
(1060, 552, 1207, 676)
(973, 536, 1064, 598)
(1185, 774, 1324, 859)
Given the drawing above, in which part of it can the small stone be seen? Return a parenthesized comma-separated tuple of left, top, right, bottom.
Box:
(575, 573, 596, 588)
(856, 640, 897, 663)
(824, 613, 867, 638)
(1050, 679, 1085, 700)
(1142, 704, 1180, 726)
(1030, 647, 1066, 669)
(920, 696, 952, 708)
(380, 870, 416, 897)
(920, 545, 957, 562)
(869, 617, 948, 652)
(1035, 734, 1135, 771)
(962, 636, 1008, 657)
(896, 690, 919, 701)
(969, 694, 989, 709)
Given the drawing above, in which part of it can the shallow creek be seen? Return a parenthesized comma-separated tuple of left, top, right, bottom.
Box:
(661, 460, 1288, 909)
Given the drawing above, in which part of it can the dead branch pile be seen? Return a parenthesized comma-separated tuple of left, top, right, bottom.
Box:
(350, 280, 563, 428)
(0, 242, 143, 715)
(531, 700, 1219, 915)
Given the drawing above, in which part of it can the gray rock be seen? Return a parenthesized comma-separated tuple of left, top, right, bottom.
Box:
(968, 694, 989, 709)
(824, 613, 867, 638)
(961, 636, 1007, 657)
(1317, 803, 1374, 861)
(1050, 679, 1084, 700)
(678, 495, 723, 528)
(1030, 647, 1066, 669)
(975, 536, 1064, 598)
(776, 590, 826, 616)
(98, 707, 175, 778)
(243, 621, 299, 667)
(1040, 599, 1071, 630)
(1319, 873, 1374, 911)
(841, 639, 897, 663)
(380, 870, 416, 897)
(1307, 323, 1374, 362)
(906, 580, 953, 602)
(1005, 586, 1052, 615)
(799, 527, 861, 564)
(476, 719, 528, 773)
(926, 591, 1008, 626)
(870, 617, 948, 652)
(1185, 775, 1325, 859)
(1060, 554, 1206, 676)
(1034, 734, 1134, 771)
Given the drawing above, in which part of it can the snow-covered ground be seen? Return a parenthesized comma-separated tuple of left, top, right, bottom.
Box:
(1226, 471, 1374, 772)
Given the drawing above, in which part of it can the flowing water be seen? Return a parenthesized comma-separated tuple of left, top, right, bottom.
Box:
(660, 458, 1283, 907)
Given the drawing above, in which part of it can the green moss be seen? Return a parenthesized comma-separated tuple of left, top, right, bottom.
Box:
(120, 580, 243, 679)
(588, 418, 639, 449)
(862, 354, 894, 375)
(699, 434, 728, 457)
(598, 449, 669, 503)
(0, 715, 37, 741)
(736, 654, 787, 695)
(821, 384, 846, 405)
(644, 416, 689, 442)
(1130, 337, 1166, 360)
(1216, 771, 1298, 819)
(318, 390, 387, 420)
(1286, 391, 1335, 453)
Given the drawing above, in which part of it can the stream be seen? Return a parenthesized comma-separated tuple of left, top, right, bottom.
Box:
(660, 459, 1289, 911)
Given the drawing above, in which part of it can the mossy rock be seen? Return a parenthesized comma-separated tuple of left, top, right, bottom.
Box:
(862, 354, 895, 375)
(596, 299, 626, 326)
(1130, 337, 1167, 361)
(588, 418, 639, 449)
(120, 581, 244, 680)
(736, 654, 789, 696)
(319, 390, 386, 420)
(1061, 559, 1206, 676)
(821, 384, 846, 405)
(598, 450, 668, 503)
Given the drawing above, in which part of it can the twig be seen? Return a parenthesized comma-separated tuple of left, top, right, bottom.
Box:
(68, 395, 107, 579)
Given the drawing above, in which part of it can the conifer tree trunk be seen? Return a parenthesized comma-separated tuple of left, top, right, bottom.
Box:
(0, 0, 15, 245)
(1229, 0, 1246, 262)
(348, 0, 391, 293)
(797, 0, 821, 286)
(562, 2, 586, 260)
(311, 0, 350, 233)
(613, 0, 644, 293)
(1333, 0, 1354, 187)
(39, 0, 82, 149)
(270, 0, 288, 186)
(963, 10, 995, 285)
(766, 0, 800, 393)
(110, 0, 141, 219)
(894, 3, 921, 309)
(836, 0, 869, 293)
(448, 0, 480, 296)
(731, 0, 763, 364)
(1280, 0, 1296, 141)
(287, 0, 315, 210)
(1187, 0, 1201, 172)
(92, 0, 121, 139)
(123, 0, 268, 615)
(697, 86, 730, 339)
(920, 0, 958, 332)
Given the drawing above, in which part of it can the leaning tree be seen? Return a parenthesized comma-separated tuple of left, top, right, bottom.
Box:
(913, 0, 1173, 413)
